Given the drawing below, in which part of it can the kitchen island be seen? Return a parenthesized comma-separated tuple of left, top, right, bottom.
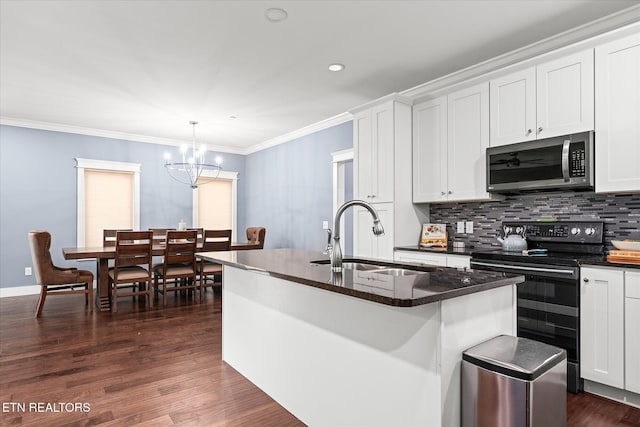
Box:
(198, 248, 524, 426)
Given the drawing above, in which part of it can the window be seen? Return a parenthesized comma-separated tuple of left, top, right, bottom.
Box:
(76, 158, 140, 247)
(193, 170, 238, 238)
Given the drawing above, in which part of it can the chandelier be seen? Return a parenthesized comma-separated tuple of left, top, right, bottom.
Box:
(164, 121, 222, 189)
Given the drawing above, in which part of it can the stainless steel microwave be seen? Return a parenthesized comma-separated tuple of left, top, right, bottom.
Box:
(486, 131, 594, 193)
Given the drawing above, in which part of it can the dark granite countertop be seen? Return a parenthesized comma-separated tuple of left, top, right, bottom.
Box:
(198, 248, 524, 307)
(396, 246, 640, 270)
(579, 259, 640, 270)
(394, 245, 478, 256)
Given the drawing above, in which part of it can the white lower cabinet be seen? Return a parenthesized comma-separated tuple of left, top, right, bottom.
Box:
(581, 266, 640, 393)
(353, 203, 393, 260)
(394, 250, 470, 269)
(626, 271, 640, 394)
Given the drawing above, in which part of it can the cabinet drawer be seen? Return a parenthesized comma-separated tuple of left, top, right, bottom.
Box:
(394, 251, 447, 267)
(446, 255, 470, 269)
(626, 271, 640, 299)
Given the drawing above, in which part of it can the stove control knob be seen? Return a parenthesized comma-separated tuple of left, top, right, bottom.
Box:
(571, 227, 581, 236)
(585, 227, 595, 236)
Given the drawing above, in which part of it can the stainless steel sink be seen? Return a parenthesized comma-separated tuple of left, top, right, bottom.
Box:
(311, 259, 387, 271)
(310, 259, 429, 275)
(371, 268, 421, 276)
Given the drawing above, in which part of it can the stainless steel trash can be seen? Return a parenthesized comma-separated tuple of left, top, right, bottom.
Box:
(461, 334, 567, 427)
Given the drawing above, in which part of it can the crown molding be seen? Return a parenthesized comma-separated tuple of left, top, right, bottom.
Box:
(349, 93, 413, 114)
(0, 117, 248, 155)
(244, 112, 353, 155)
(402, 6, 640, 100)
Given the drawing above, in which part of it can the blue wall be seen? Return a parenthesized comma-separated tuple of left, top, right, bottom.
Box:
(0, 121, 354, 289)
(0, 125, 246, 288)
(244, 121, 353, 251)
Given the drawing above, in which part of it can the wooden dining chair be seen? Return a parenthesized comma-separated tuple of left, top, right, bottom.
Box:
(103, 228, 133, 247)
(28, 230, 94, 318)
(149, 228, 175, 245)
(153, 230, 198, 307)
(196, 229, 232, 302)
(187, 227, 204, 246)
(108, 230, 154, 313)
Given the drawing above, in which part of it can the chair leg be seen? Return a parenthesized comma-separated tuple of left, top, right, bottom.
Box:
(88, 281, 94, 313)
(111, 281, 117, 313)
(200, 274, 204, 303)
(148, 280, 154, 309)
(35, 286, 47, 318)
(163, 278, 167, 307)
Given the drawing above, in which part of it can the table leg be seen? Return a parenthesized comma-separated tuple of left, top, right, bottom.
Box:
(96, 258, 111, 312)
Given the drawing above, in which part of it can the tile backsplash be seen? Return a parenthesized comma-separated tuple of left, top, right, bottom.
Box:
(428, 192, 640, 250)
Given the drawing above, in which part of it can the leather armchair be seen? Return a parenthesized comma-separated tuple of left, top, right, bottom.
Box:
(246, 227, 266, 249)
(28, 230, 94, 317)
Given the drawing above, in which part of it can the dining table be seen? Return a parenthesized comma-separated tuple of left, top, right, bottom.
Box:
(62, 242, 262, 311)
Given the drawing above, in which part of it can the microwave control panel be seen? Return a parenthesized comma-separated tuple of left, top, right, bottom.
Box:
(569, 142, 586, 177)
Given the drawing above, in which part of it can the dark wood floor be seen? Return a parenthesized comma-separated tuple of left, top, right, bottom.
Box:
(1, 291, 639, 426)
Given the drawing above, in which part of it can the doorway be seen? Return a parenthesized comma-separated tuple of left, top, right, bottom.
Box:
(332, 149, 353, 255)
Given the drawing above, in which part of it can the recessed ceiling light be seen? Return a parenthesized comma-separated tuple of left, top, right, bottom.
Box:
(328, 63, 345, 72)
(265, 8, 288, 22)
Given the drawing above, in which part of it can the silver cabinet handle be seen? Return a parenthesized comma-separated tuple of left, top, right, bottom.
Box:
(583, 278, 589, 283)
(448, 190, 453, 194)
(562, 139, 571, 182)
(441, 191, 446, 196)
(538, 126, 543, 134)
(527, 129, 532, 135)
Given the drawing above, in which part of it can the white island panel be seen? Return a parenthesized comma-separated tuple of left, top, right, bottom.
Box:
(222, 266, 515, 426)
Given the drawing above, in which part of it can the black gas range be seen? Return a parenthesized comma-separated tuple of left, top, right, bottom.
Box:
(470, 221, 605, 393)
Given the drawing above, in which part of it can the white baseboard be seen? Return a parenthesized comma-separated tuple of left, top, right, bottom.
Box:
(0, 283, 97, 298)
(0, 285, 41, 298)
(584, 379, 640, 409)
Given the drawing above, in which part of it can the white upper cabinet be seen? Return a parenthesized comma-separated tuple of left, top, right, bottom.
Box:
(447, 83, 491, 201)
(413, 82, 497, 203)
(354, 101, 396, 203)
(412, 96, 447, 202)
(490, 49, 594, 147)
(489, 68, 537, 146)
(595, 32, 640, 194)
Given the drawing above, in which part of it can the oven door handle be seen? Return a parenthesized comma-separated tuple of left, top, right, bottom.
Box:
(562, 139, 571, 182)
(471, 261, 576, 275)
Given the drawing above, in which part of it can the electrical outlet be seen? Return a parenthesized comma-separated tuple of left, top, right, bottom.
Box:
(457, 221, 465, 233)
(465, 221, 474, 234)
(322, 221, 329, 230)
(25, 267, 32, 276)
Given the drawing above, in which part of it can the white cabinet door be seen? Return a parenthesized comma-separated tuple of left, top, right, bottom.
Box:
(536, 49, 594, 139)
(625, 271, 640, 394)
(447, 82, 491, 201)
(354, 102, 395, 203)
(353, 203, 393, 260)
(412, 96, 447, 203)
(595, 33, 640, 193)
(354, 111, 373, 201)
(580, 267, 625, 389)
(489, 50, 594, 147)
(490, 68, 536, 146)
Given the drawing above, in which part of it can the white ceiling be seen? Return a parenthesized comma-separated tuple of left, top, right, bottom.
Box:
(1, 0, 639, 154)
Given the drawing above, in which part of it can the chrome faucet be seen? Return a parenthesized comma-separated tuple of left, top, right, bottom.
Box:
(330, 200, 385, 272)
